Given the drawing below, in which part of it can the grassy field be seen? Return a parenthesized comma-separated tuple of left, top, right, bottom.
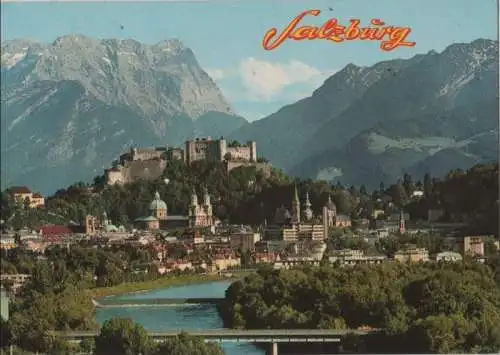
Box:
(90, 273, 246, 299)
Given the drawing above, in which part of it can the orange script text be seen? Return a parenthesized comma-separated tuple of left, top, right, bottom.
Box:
(262, 9, 416, 51)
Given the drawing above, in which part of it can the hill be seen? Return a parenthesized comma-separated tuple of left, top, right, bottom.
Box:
(1, 36, 247, 194)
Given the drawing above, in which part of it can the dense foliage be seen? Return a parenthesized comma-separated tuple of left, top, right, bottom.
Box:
(220, 262, 500, 353)
(2, 162, 497, 235)
(0, 242, 231, 354)
(0, 244, 165, 353)
(94, 318, 224, 355)
(405, 164, 499, 234)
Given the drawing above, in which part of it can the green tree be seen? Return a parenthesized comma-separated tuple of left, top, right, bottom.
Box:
(220, 262, 500, 353)
(407, 315, 468, 353)
(0, 318, 11, 348)
(155, 332, 224, 355)
(388, 179, 408, 207)
(423, 173, 433, 199)
(79, 338, 95, 354)
(95, 317, 155, 355)
(402, 173, 415, 197)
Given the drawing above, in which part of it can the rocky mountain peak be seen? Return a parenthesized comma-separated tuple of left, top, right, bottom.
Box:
(2, 35, 233, 119)
(1, 35, 245, 194)
(153, 38, 185, 52)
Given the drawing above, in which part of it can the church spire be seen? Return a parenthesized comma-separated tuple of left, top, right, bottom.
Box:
(399, 210, 406, 234)
(154, 190, 160, 200)
(191, 188, 198, 206)
(325, 194, 336, 212)
(204, 186, 211, 205)
(305, 192, 312, 207)
(291, 184, 300, 224)
(303, 192, 313, 221)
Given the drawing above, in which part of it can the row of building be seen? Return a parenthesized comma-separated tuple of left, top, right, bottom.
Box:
(1, 234, 493, 298)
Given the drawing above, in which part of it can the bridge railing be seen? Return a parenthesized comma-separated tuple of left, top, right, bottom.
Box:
(48, 328, 381, 338)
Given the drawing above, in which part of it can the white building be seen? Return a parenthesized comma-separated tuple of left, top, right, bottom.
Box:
(435, 251, 463, 262)
(329, 249, 387, 266)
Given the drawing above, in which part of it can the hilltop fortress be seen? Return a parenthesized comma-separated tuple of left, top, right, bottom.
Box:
(105, 137, 271, 185)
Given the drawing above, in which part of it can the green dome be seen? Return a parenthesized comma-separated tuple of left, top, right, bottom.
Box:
(149, 191, 167, 211)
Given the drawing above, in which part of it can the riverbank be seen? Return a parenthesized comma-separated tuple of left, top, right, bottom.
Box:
(94, 278, 265, 355)
(90, 272, 247, 299)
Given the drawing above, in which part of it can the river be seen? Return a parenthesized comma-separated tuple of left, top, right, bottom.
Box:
(95, 280, 264, 355)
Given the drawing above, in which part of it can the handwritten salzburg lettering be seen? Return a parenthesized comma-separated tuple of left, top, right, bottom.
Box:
(262, 9, 416, 51)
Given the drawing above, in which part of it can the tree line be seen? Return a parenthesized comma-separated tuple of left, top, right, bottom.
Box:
(2, 162, 498, 236)
(219, 261, 500, 353)
(0, 243, 187, 353)
(94, 318, 224, 355)
(1, 316, 224, 355)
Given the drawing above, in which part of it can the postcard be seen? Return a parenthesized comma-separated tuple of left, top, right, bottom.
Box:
(1, 1, 499, 355)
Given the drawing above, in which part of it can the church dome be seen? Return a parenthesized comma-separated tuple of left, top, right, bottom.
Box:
(149, 191, 167, 211)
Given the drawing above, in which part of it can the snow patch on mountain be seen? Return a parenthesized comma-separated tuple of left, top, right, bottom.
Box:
(366, 133, 477, 155)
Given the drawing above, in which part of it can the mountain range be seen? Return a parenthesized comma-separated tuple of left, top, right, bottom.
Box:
(229, 38, 499, 188)
(1, 36, 498, 194)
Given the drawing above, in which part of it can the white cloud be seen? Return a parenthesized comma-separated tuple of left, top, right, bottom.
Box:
(206, 58, 337, 103)
(205, 68, 227, 81)
(239, 58, 325, 101)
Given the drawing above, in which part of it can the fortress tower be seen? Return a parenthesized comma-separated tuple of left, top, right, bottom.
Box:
(184, 137, 257, 164)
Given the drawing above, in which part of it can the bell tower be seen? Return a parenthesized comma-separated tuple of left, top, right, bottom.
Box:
(203, 187, 213, 224)
(189, 188, 198, 227)
(303, 192, 313, 221)
(291, 184, 300, 224)
(399, 210, 406, 234)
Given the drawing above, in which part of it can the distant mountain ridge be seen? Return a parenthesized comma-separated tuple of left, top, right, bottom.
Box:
(229, 38, 499, 188)
(1, 37, 498, 194)
(1, 35, 247, 193)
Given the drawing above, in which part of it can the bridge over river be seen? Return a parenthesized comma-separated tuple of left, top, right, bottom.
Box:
(50, 329, 379, 355)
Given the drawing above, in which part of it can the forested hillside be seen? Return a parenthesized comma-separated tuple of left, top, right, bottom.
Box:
(2, 162, 498, 236)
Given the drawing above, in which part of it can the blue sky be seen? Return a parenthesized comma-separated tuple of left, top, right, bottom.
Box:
(2, 0, 498, 121)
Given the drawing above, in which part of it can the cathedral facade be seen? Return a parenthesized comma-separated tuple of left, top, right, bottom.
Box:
(134, 188, 215, 231)
(266, 185, 339, 242)
(188, 188, 214, 228)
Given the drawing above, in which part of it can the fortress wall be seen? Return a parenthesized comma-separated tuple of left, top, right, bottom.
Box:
(226, 161, 272, 177)
(227, 146, 252, 161)
(132, 149, 165, 161)
(106, 170, 124, 185)
(122, 159, 166, 182)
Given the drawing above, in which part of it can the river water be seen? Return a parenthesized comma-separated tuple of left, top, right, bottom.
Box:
(95, 280, 264, 355)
